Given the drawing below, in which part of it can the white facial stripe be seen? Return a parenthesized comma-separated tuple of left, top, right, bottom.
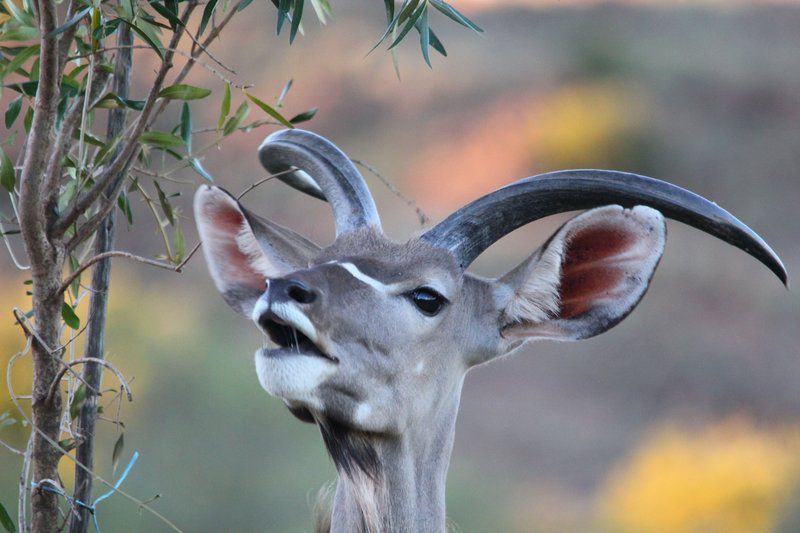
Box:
(337, 262, 394, 293)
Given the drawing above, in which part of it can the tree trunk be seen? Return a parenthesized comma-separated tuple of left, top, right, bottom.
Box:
(28, 264, 66, 533)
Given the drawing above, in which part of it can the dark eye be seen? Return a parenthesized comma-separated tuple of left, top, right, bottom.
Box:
(409, 287, 447, 316)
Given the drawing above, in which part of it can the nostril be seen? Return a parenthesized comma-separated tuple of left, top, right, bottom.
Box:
(287, 281, 316, 304)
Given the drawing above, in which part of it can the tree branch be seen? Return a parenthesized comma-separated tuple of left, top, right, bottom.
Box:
(46, 357, 133, 406)
(53, 3, 198, 243)
(57, 251, 183, 297)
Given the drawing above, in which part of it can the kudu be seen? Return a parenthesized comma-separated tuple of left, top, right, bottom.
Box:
(194, 129, 787, 532)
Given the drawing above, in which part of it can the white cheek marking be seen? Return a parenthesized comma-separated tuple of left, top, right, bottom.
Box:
(355, 403, 372, 424)
(414, 361, 425, 374)
(338, 262, 393, 293)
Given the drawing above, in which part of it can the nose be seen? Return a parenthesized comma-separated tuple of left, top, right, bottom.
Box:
(268, 277, 317, 304)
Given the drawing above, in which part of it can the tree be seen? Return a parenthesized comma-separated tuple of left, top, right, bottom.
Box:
(0, 0, 481, 531)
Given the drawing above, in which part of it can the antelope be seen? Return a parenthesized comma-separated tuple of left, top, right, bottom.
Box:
(194, 129, 787, 533)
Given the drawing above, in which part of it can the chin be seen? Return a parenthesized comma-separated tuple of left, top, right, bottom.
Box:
(254, 348, 335, 409)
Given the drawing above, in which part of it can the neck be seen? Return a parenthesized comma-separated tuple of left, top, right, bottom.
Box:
(320, 383, 463, 533)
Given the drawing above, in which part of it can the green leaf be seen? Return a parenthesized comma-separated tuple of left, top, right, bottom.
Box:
(0, 26, 38, 41)
(198, 0, 218, 36)
(217, 83, 231, 130)
(416, 7, 431, 67)
(223, 102, 249, 136)
(69, 384, 87, 419)
(4, 81, 37, 97)
(428, 27, 446, 56)
(389, 0, 427, 51)
(0, 148, 15, 192)
(157, 84, 212, 101)
(138, 131, 184, 149)
(276, 0, 290, 34)
(180, 102, 192, 154)
(149, 0, 183, 30)
(23, 106, 32, 133)
(154, 180, 175, 225)
(0, 44, 39, 82)
(173, 221, 185, 263)
(244, 91, 293, 128)
(429, 0, 482, 32)
(0, 500, 16, 533)
(289, 107, 317, 124)
(277, 79, 292, 106)
(93, 93, 145, 111)
(3, 0, 35, 27)
(112, 432, 125, 475)
(3, 96, 23, 130)
(45, 6, 92, 38)
(123, 19, 164, 60)
(117, 191, 134, 225)
(309, 0, 330, 24)
(237, 0, 254, 11)
(289, 0, 303, 44)
(383, 0, 394, 23)
(189, 157, 213, 182)
(69, 254, 80, 299)
(62, 301, 80, 330)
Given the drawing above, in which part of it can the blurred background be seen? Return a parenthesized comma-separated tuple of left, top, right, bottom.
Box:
(2, 0, 800, 531)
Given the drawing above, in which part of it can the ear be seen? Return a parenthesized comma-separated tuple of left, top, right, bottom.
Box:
(194, 185, 320, 316)
(496, 205, 666, 345)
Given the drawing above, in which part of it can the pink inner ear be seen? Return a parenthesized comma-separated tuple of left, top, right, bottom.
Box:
(200, 196, 266, 291)
(559, 224, 635, 319)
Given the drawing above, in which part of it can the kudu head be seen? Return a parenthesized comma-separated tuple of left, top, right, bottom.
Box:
(194, 129, 786, 530)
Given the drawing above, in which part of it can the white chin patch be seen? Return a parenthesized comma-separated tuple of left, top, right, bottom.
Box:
(254, 350, 334, 409)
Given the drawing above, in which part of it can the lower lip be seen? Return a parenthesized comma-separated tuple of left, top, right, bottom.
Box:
(261, 347, 338, 363)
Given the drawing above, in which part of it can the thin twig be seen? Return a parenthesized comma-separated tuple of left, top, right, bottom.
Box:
(46, 357, 133, 406)
(352, 159, 429, 226)
(0, 437, 25, 455)
(12, 309, 100, 395)
(19, 430, 33, 533)
(58, 251, 181, 297)
(236, 169, 295, 199)
(68, 45, 248, 88)
(6, 346, 183, 532)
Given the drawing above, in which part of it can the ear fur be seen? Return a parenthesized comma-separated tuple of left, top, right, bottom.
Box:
(497, 205, 666, 343)
(194, 185, 320, 316)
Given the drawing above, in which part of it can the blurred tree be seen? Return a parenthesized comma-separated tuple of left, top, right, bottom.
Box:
(0, 0, 481, 531)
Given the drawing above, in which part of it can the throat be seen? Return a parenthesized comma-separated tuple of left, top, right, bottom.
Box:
(316, 403, 460, 533)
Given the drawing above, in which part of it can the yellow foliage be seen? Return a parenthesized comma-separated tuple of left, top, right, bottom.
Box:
(529, 82, 647, 169)
(599, 418, 800, 533)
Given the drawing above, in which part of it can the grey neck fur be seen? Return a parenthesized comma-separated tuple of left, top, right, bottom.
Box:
(323, 377, 464, 533)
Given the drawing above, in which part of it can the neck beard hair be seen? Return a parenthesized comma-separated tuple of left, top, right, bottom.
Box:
(316, 417, 386, 533)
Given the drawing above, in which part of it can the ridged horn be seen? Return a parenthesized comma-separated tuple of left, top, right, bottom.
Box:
(258, 129, 381, 236)
(421, 169, 787, 286)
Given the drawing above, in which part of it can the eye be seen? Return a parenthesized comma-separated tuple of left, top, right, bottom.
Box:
(408, 287, 447, 316)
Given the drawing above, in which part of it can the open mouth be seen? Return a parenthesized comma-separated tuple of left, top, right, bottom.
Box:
(261, 313, 338, 363)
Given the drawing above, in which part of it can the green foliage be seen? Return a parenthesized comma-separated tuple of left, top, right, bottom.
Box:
(157, 84, 212, 100)
(0, 148, 14, 192)
(61, 301, 80, 330)
(0, 501, 15, 533)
